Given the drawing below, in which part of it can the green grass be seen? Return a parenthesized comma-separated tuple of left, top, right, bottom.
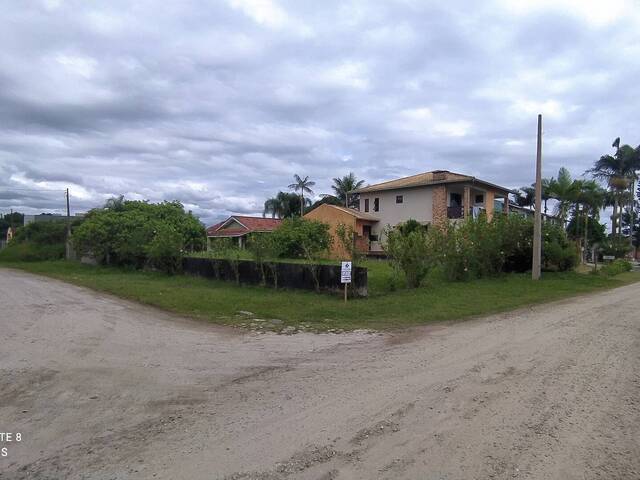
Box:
(2, 259, 639, 332)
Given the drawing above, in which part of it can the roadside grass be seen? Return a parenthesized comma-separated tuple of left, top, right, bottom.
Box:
(2, 259, 639, 331)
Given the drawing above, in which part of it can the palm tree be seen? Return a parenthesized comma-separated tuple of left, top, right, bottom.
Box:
(263, 191, 302, 219)
(288, 174, 315, 216)
(547, 167, 578, 225)
(331, 172, 365, 208)
(572, 180, 605, 263)
(590, 140, 640, 236)
(515, 186, 535, 209)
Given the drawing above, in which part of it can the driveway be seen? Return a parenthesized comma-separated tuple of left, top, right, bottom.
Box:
(1, 268, 639, 479)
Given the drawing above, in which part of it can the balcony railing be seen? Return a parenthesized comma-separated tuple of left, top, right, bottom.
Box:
(447, 206, 463, 219)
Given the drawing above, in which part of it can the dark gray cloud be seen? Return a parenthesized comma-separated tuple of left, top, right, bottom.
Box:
(0, 0, 638, 225)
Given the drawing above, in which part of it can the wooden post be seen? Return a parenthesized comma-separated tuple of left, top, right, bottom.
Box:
(532, 114, 543, 280)
(344, 283, 348, 303)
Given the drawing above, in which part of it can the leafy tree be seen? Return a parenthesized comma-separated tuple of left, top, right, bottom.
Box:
(288, 174, 316, 216)
(247, 234, 284, 288)
(269, 217, 331, 259)
(72, 199, 206, 273)
(307, 195, 343, 213)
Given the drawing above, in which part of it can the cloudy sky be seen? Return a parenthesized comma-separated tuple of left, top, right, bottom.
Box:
(1, 0, 638, 225)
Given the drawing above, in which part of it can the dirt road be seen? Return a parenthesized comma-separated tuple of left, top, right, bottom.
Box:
(1, 268, 639, 480)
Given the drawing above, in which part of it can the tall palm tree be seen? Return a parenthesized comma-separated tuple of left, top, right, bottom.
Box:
(572, 180, 605, 263)
(331, 172, 365, 208)
(590, 140, 640, 236)
(288, 174, 315, 216)
(547, 167, 578, 225)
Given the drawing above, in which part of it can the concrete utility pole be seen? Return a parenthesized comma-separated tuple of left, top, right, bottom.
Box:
(65, 188, 71, 260)
(532, 114, 543, 280)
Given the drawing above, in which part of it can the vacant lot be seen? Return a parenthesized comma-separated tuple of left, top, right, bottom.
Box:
(1, 268, 639, 479)
(2, 260, 639, 331)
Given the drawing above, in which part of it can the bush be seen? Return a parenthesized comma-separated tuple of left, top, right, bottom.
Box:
(0, 242, 65, 262)
(599, 236, 632, 259)
(146, 225, 184, 275)
(542, 223, 578, 272)
(384, 220, 433, 288)
(387, 214, 577, 285)
(269, 218, 332, 259)
(600, 258, 632, 276)
(0, 221, 72, 262)
(72, 199, 206, 273)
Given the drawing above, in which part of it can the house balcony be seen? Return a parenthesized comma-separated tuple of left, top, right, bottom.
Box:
(447, 206, 464, 219)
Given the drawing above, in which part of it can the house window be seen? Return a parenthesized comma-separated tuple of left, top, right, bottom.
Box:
(396, 195, 404, 204)
(364, 198, 369, 212)
(475, 194, 484, 204)
(373, 198, 380, 212)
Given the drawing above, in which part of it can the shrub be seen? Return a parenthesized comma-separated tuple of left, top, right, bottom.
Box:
(600, 258, 632, 276)
(599, 235, 632, 259)
(0, 242, 65, 262)
(384, 220, 433, 288)
(0, 221, 73, 262)
(146, 225, 184, 275)
(72, 199, 206, 273)
(426, 215, 576, 281)
(269, 218, 332, 258)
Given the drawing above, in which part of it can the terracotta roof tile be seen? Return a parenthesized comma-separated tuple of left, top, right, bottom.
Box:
(207, 216, 282, 237)
(352, 170, 512, 194)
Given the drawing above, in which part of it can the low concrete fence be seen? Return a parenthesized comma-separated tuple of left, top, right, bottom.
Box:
(182, 257, 368, 297)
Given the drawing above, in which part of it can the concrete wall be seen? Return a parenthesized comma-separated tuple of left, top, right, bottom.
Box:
(359, 187, 433, 240)
(183, 257, 369, 297)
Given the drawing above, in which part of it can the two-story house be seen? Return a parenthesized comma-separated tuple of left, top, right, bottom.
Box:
(352, 170, 513, 252)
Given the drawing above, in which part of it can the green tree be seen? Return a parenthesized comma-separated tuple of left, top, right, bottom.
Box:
(570, 180, 606, 262)
(330, 172, 365, 208)
(547, 167, 578, 225)
(288, 174, 316, 216)
(72, 199, 206, 272)
(590, 140, 640, 235)
(263, 191, 306, 218)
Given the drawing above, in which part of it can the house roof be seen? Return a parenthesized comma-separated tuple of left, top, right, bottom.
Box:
(207, 216, 282, 237)
(315, 204, 380, 221)
(351, 170, 513, 195)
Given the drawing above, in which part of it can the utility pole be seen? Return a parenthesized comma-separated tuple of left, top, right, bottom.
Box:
(65, 188, 71, 260)
(532, 114, 543, 280)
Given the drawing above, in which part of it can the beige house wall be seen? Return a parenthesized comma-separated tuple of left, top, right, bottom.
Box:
(359, 187, 433, 240)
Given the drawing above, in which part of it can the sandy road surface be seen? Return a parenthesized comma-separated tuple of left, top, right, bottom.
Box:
(1, 269, 639, 480)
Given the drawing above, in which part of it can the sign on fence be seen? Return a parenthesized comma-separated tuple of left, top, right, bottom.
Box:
(341, 261, 352, 284)
(603, 255, 615, 261)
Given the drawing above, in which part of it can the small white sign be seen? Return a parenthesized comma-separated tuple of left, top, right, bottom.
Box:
(603, 255, 615, 261)
(341, 261, 352, 284)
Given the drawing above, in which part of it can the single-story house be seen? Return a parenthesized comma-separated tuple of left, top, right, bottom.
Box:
(348, 169, 514, 252)
(303, 204, 379, 259)
(206, 215, 282, 249)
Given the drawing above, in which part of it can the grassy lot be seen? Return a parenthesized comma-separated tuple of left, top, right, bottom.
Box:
(2, 259, 639, 332)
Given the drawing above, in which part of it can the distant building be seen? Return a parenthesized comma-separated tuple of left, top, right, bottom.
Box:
(6, 227, 16, 242)
(207, 215, 282, 249)
(23, 213, 65, 226)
